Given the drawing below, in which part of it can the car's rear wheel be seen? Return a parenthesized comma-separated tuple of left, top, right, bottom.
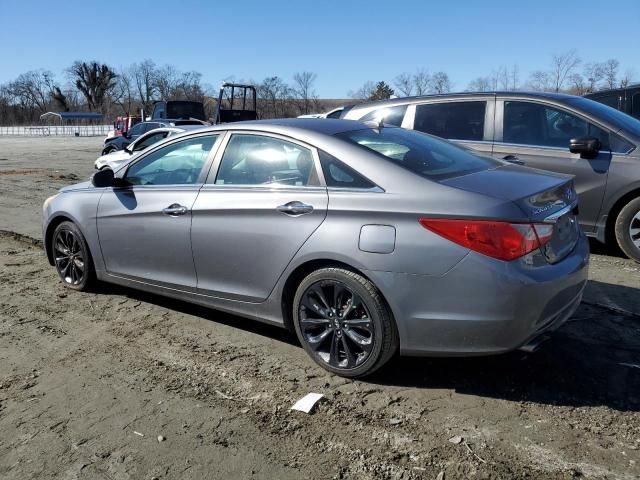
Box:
(614, 197, 640, 263)
(293, 268, 398, 378)
(52, 221, 95, 291)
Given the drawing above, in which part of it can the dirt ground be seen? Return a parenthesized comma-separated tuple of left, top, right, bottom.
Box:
(0, 136, 639, 480)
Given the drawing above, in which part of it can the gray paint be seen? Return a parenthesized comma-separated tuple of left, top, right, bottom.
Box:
(43, 118, 589, 355)
(359, 225, 396, 254)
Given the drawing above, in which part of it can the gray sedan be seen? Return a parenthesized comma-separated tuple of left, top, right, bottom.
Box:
(42, 119, 589, 377)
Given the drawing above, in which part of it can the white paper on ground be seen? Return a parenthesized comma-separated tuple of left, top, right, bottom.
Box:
(290, 392, 324, 413)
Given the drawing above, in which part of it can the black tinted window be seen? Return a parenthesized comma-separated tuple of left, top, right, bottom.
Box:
(215, 135, 318, 186)
(359, 105, 408, 127)
(318, 151, 376, 189)
(337, 127, 500, 181)
(414, 101, 486, 141)
(326, 109, 343, 119)
(633, 93, 640, 117)
(503, 101, 610, 149)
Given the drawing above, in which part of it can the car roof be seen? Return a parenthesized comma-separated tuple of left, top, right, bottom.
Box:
(180, 118, 372, 137)
(345, 91, 579, 111)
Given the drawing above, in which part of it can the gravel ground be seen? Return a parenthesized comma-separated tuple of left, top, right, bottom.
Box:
(0, 136, 639, 480)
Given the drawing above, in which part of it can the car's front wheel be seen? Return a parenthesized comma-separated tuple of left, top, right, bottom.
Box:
(614, 197, 640, 263)
(51, 221, 95, 291)
(293, 267, 398, 378)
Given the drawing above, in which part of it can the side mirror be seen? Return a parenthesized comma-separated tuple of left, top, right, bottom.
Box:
(91, 168, 115, 188)
(569, 136, 601, 158)
(91, 168, 129, 188)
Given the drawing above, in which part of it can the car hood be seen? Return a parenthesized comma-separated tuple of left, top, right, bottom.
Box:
(60, 180, 93, 192)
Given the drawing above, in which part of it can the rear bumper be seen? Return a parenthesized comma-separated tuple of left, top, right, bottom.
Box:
(365, 232, 589, 356)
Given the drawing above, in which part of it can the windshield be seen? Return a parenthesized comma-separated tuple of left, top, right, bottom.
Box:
(567, 96, 640, 138)
(336, 127, 501, 180)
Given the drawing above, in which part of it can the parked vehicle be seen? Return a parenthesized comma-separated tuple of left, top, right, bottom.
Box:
(341, 92, 640, 261)
(43, 119, 588, 377)
(101, 120, 206, 155)
(585, 84, 640, 120)
(215, 83, 258, 123)
(151, 100, 207, 122)
(95, 126, 205, 171)
(108, 115, 141, 139)
(298, 107, 345, 119)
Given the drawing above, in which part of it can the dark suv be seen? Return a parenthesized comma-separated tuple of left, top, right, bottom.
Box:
(102, 120, 205, 155)
(586, 85, 640, 120)
(342, 92, 640, 261)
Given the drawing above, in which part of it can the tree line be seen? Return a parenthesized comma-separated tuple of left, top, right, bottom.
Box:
(351, 51, 635, 101)
(0, 51, 636, 125)
(0, 60, 325, 125)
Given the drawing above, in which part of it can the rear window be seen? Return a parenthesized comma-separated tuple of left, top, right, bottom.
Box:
(337, 127, 500, 181)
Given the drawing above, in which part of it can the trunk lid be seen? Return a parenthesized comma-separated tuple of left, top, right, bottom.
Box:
(440, 165, 580, 263)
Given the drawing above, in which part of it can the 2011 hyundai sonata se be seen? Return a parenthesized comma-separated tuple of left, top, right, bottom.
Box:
(43, 119, 589, 377)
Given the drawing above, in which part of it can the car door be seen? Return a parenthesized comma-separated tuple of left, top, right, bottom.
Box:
(191, 132, 328, 302)
(408, 98, 495, 157)
(492, 99, 612, 232)
(97, 133, 220, 289)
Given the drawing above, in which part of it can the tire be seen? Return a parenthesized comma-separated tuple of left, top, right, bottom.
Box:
(614, 197, 640, 263)
(292, 267, 398, 378)
(51, 221, 95, 291)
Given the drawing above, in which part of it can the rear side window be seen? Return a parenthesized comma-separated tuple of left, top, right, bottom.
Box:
(358, 105, 408, 127)
(503, 101, 610, 149)
(337, 127, 499, 181)
(326, 109, 343, 119)
(414, 101, 486, 141)
(215, 134, 319, 186)
(318, 151, 376, 189)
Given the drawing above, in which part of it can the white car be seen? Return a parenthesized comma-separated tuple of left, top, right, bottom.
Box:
(297, 107, 344, 119)
(94, 126, 199, 170)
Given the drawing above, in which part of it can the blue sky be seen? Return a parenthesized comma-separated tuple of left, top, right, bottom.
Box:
(1, 0, 638, 97)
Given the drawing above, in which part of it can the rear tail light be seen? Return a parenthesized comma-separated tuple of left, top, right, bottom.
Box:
(419, 218, 554, 261)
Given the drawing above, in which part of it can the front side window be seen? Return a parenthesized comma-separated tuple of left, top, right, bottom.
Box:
(132, 131, 169, 152)
(337, 127, 500, 181)
(215, 134, 318, 186)
(358, 105, 408, 127)
(125, 135, 216, 185)
(414, 101, 486, 141)
(503, 101, 610, 149)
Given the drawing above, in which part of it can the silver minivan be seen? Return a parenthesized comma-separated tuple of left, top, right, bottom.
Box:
(342, 92, 640, 262)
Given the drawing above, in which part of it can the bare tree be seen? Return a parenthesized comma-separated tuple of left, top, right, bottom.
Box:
(69, 61, 117, 112)
(429, 72, 451, 94)
(619, 68, 636, 88)
(602, 59, 620, 89)
(258, 76, 292, 118)
(292, 71, 318, 114)
(7, 70, 56, 112)
(413, 70, 431, 95)
(349, 81, 376, 100)
(549, 50, 581, 92)
(112, 67, 136, 115)
(467, 76, 492, 92)
(393, 72, 414, 97)
(154, 64, 181, 100)
(528, 70, 552, 91)
(130, 59, 157, 114)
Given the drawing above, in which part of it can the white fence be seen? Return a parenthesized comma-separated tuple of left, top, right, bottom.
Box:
(0, 125, 111, 137)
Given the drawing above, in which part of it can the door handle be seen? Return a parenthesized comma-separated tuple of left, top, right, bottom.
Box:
(503, 155, 525, 165)
(276, 201, 314, 216)
(162, 203, 188, 216)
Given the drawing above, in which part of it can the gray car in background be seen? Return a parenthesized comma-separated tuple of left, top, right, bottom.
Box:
(43, 119, 588, 377)
(342, 92, 640, 262)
